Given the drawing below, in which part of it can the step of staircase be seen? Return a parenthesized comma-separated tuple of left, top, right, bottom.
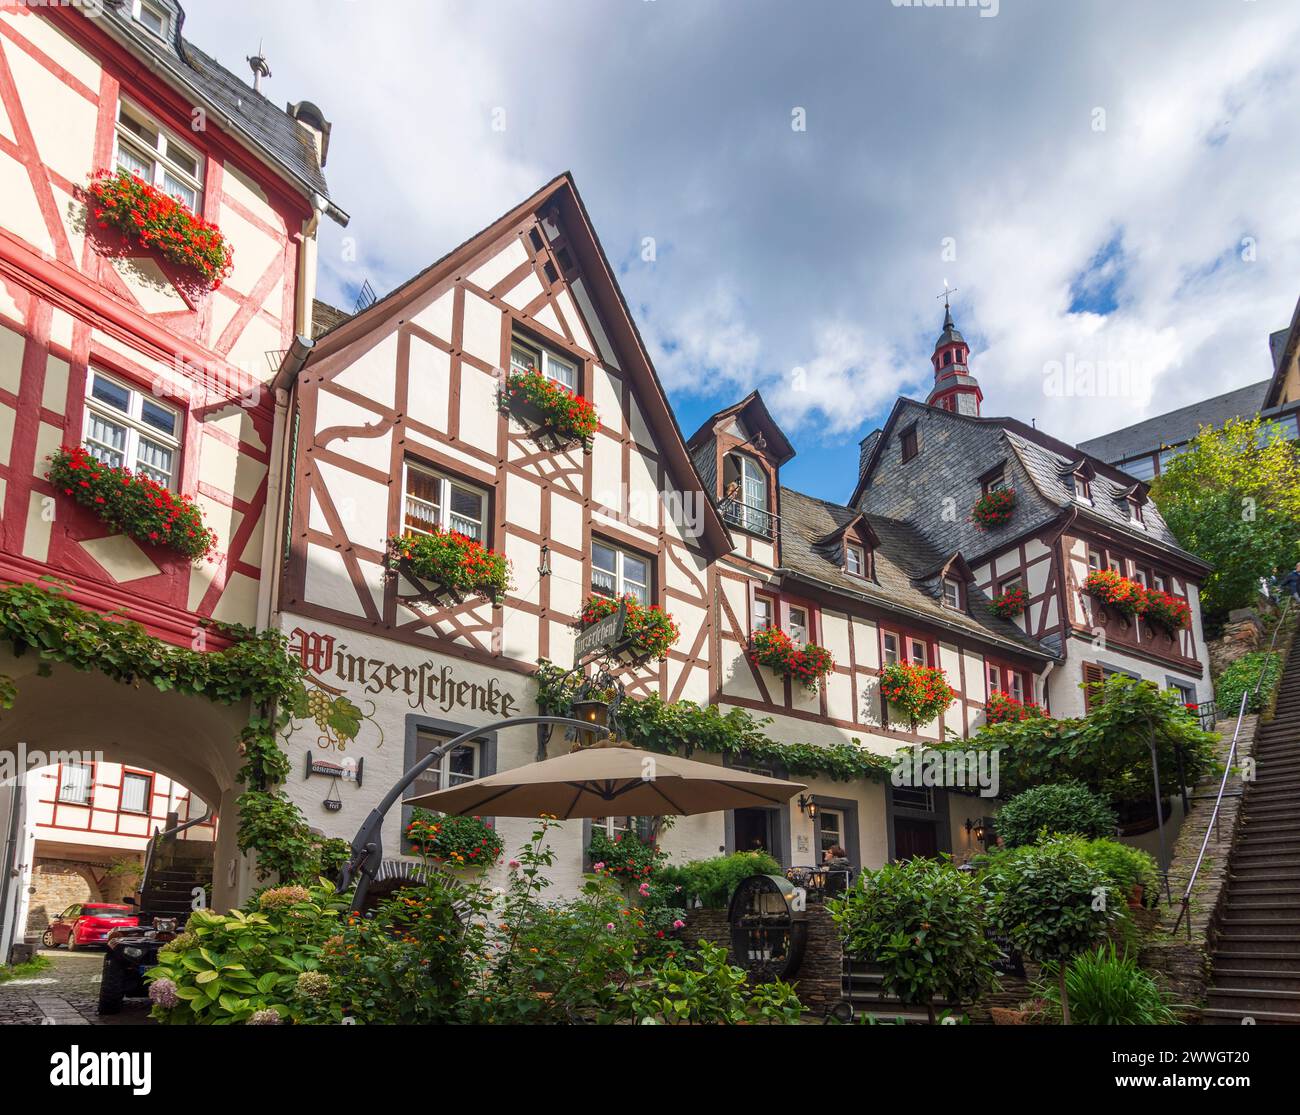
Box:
(1211, 971, 1300, 993)
(1205, 988, 1300, 1017)
(1213, 951, 1300, 973)
(1202, 1007, 1300, 1025)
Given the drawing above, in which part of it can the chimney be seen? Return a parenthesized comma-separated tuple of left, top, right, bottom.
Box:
(287, 100, 332, 168)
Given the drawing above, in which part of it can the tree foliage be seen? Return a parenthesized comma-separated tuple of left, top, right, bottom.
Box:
(1151, 416, 1300, 618)
(994, 782, 1117, 847)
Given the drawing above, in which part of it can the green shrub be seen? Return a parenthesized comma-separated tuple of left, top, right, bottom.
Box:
(146, 881, 350, 1024)
(829, 856, 1000, 1022)
(587, 827, 665, 881)
(1038, 943, 1180, 1025)
(656, 851, 782, 909)
(1215, 650, 1283, 715)
(626, 939, 805, 1025)
(1075, 838, 1161, 908)
(994, 782, 1117, 848)
(986, 836, 1115, 1024)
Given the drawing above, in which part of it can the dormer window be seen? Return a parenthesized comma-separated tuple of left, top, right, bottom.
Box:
(942, 577, 962, 610)
(900, 424, 919, 463)
(722, 452, 772, 536)
(845, 543, 867, 578)
(1126, 489, 1148, 528)
(132, 0, 171, 40)
(980, 464, 1008, 495)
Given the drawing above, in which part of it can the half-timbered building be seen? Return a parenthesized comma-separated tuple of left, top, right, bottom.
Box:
(277, 174, 731, 894)
(0, 0, 344, 945)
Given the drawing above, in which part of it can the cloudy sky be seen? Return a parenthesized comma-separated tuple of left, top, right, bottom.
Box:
(188, 0, 1300, 503)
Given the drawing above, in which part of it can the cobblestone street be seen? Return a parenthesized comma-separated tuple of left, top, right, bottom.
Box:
(0, 950, 153, 1027)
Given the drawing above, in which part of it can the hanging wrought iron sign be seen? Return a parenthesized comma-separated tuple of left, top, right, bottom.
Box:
(727, 874, 807, 982)
(322, 781, 343, 812)
(573, 598, 627, 665)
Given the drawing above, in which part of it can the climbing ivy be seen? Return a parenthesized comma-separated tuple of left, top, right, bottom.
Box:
(0, 579, 343, 883)
(533, 660, 896, 783)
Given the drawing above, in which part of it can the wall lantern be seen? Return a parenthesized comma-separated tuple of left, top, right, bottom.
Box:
(798, 793, 818, 818)
(964, 817, 988, 845)
(569, 697, 611, 749)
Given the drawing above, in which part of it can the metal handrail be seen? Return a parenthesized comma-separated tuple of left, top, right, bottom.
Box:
(1170, 596, 1293, 938)
(719, 497, 777, 538)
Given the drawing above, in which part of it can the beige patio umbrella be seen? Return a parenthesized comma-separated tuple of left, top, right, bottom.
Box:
(407, 740, 805, 818)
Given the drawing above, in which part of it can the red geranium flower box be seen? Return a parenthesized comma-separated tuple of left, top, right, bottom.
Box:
(46, 445, 217, 562)
(388, 528, 512, 604)
(747, 626, 835, 693)
(970, 488, 1016, 528)
(88, 168, 233, 288)
(988, 585, 1028, 619)
(985, 689, 1046, 725)
(1083, 568, 1146, 618)
(504, 367, 598, 446)
(1142, 589, 1191, 634)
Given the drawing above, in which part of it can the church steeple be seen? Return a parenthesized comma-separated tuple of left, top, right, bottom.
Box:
(926, 288, 983, 416)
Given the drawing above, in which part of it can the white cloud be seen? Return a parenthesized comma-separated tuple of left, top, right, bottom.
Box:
(186, 0, 1300, 490)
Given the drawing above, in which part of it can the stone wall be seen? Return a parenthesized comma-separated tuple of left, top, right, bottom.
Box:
(24, 852, 144, 937)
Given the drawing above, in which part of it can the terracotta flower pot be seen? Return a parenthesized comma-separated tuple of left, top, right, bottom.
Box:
(990, 1007, 1028, 1026)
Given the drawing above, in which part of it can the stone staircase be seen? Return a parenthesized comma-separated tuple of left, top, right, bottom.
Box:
(138, 840, 214, 922)
(1204, 644, 1300, 1024)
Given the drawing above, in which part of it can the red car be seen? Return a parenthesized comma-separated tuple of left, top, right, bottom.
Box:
(41, 903, 139, 950)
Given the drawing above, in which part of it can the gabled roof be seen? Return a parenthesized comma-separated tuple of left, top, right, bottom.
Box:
(1265, 292, 1300, 409)
(778, 487, 1054, 661)
(852, 396, 1207, 571)
(289, 172, 731, 557)
(93, 2, 345, 223)
(685, 391, 796, 466)
(812, 511, 880, 551)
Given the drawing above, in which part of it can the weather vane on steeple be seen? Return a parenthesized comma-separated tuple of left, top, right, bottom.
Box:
(936, 280, 958, 311)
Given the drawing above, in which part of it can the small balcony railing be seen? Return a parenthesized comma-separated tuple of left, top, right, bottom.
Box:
(720, 498, 776, 539)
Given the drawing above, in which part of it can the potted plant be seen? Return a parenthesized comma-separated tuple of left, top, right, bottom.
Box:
(988, 584, 1028, 619)
(746, 627, 835, 693)
(580, 594, 680, 661)
(970, 488, 1016, 528)
(985, 689, 1045, 724)
(87, 168, 233, 288)
(406, 808, 504, 870)
(45, 445, 217, 562)
(1082, 568, 1145, 619)
(503, 367, 599, 448)
(878, 661, 956, 729)
(1141, 589, 1191, 635)
(388, 528, 512, 604)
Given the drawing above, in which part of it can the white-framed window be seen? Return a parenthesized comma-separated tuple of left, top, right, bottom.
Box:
(120, 772, 152, 814)
(788, 605, 809, 644)
(82, 369, 181, 488)
(59, 761, 94, 805)
(1129, 498, 1146, 527)
(411, 730, 482, 798)
(402, 462, 488, 541)
(591, 540, 650, 606)
(1133, 568, 1148, 588)
(510, 335, 578, 391)
(1169, 680, 1196, 706)
(594, 816, 639, 839)
(722, 452, 772, 535)
(942, 577, 962, 609)
(114, 98, 204, 213)
(882, 632, 900, 666)
(999, 575, 1024, 598)
(132, 0, 171, 39)
(845, 543, 866, 577)
(1087, 549, 1102, 571)
(1153, 574, 1167, 593)
(752, 594, 774, 632)
(987, 663, 1002, 693)
(907, 637, 928, 666)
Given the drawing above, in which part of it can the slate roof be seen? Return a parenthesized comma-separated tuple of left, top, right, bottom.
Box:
(1075, 380, 1269, 464)
(99, 2, 343, 219)
(1001, 428, 1201, 564)
(311, 299, 351, 337)
(778, 487, 1055, 661)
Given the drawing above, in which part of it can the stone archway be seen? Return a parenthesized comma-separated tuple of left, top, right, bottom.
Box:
(25, 859, 102, 937)
(0, 652, 254, 930)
